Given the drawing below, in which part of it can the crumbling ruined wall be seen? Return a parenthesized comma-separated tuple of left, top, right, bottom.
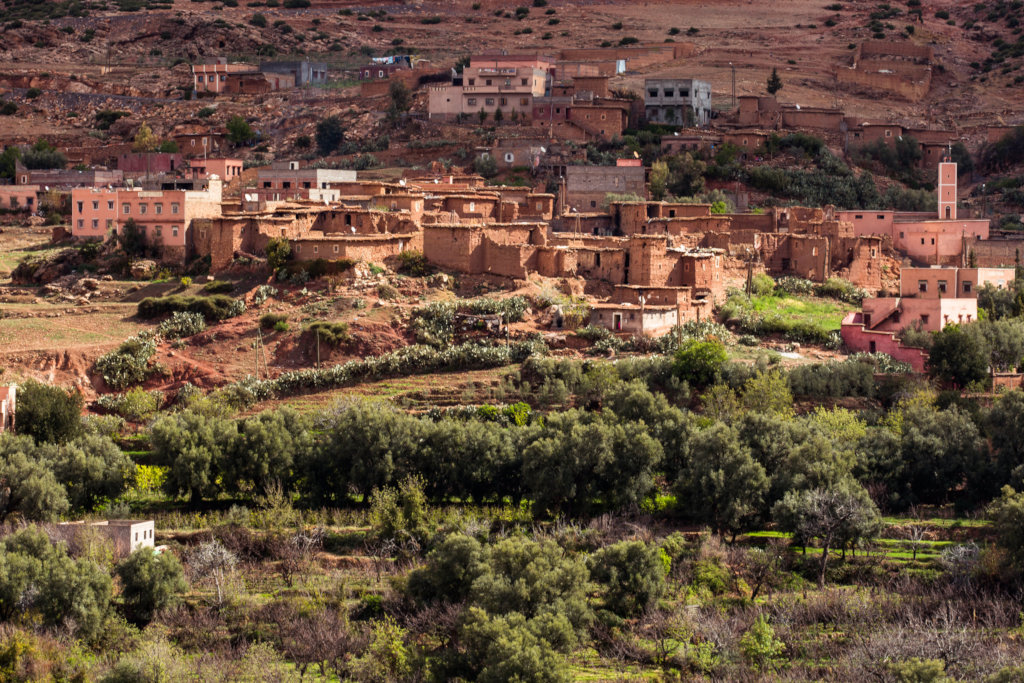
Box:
(834, 236, 883, 289)
(575, 248, 627, 283)
(760, 234, 830, 281)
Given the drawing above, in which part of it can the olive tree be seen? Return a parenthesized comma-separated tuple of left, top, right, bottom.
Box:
(772, 483, 880, 586)
(676, 423, 769, 540)
(588, 540, 668, 617)
(116, 548, 188, 624)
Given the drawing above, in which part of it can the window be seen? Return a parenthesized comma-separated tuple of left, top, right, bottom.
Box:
(854, 214, 863, 219)
(877, 214, 885, 219)
(77, 219, 84, 228)
(920, 314, 929, 324)
(504, 79, 511, 86)
(172, 226, 179, 237)
(302, 182, 311, 189)
(885, 129, 892, 137)
(379, 70, 384, 78)
(919, 280, 928, 292)
(485, 98, 495, 106)
(108, 201, 114, 210)
(467, 98, 477, 106)
(899, 232, 905, 239)
(648, 90, 658, 98)
(870, 248, 877, 257)
(500, 97, 507, 106)
(921, 238, 925, 245)
(521, 78, 527, 85)
(520, 97, 529, 105)
(122, 203, 130, 214)
(197, 75, 204, 83)
(92, 201, 98, 210)
(485, 79, 492, 86)
(468, 78, 475, 85)
(171, 203, 179, 214)
(963, 282, 971, 293)
(91, 219, 98, 229)
(938, 280, 947, 293)
(76, 201, 83, 213)
(313, 246, 318, 254)
(590, 200, 597, 208)
(155, 225, 162, 238)
(931, 238, 935, 245)
(141, 204, 150, 215)
(155, 203, 162, 214)
(220, 74, 226, 82)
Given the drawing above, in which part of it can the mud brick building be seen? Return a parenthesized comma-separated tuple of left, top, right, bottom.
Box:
(13, 165, 123, 188)
(564, 161, 647, 211)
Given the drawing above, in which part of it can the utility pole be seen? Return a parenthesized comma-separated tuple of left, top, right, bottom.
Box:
(316, 328, 321, 369)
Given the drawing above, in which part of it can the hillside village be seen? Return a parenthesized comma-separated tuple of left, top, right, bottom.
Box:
(3, 0, 1024, 681)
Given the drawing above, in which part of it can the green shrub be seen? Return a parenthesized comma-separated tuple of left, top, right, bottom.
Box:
(97, 387, 164, 421)
(179, 276, 192, 287)
(260, 313, 288, 329)
(750, 272, 776, 296)
(589, 541, 669, 617)
(395, 250, 429, 275)
(273, 320, 289, 332)
(137, 295, 244, 321)
(116, 548, 187, 624)
(305, 321, 350, 346)
(14, 380, 84, 444)
(201, 280, 233, 294)
(157, 311, 205, 339)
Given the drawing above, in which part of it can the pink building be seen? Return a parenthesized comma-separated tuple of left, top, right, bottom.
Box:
(840, 265, 1011, 368)
(0, 385, 15, 433)
(838, 161, 989, 265)
(190, 158, 243, 181)
(0, 185, 39, 211)
(71, 179, 223, 262)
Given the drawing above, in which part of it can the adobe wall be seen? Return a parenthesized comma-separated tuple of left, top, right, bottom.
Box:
(291, 233, 423, 263)
(193, 217, 250, 271)
(837, 67, 931, 102)
(628, 237, 683, 287)
(729, 213, 775, 232)
(780, 109, 844, 131)
(575, 248, 627, 283)
(858, 40, 933, 61)
(834, 237, 883, 289)
(840, 314, 928, 372)
(967, 239, 1024, 267)
(760, 234, 830, 281)
(423, 225, 485, 273)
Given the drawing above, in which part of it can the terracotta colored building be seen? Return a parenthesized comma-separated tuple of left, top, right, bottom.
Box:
(427, 54, 552, 121)
(71, 179, 223, 262)
(190, 158, 243, 181)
